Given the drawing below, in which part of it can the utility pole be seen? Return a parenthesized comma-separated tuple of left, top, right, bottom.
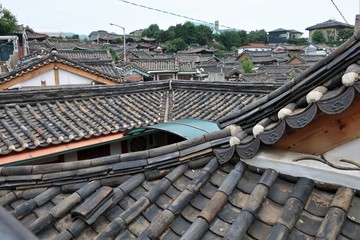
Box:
(110, 23, 126, 62)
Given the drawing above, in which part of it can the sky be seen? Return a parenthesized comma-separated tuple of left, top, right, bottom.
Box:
(1, 0, 359, 37)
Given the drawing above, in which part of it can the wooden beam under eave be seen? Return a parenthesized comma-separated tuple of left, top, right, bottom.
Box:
(273, 93, 360, 155)
(56, 62, 118, 85)
(54, 63, 60, 85)
(0, 63, 55, 90)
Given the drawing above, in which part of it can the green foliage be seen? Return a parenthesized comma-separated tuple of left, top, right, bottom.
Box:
(246, 29, 267, 43)
(112, 37, 124, 44)
(210, 41, 226, 51)
(0, 7, 19, 35)
(101, 45, 119, 63)
(241, 57, 254, 73)
(311, 30, 325, 44)
(214, 30, 247, 50)
(337, 28, 354, 41)
(142, 23, 268, 52)
(65, 34, 80, 40)
(141, 24, 161, 39)
(164, 38, 187, 53)
(287, 37, 308, 45)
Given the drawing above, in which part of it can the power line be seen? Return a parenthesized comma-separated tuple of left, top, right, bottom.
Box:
(116, 0, 239, 30)
(330, 0, 350, 26)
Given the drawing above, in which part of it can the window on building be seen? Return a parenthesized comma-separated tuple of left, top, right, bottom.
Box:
(77, 144, 110, 160)
(158, 74, 173, 80)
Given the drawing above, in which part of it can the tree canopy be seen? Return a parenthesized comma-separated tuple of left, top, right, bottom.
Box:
(142, 22, 268, 53)
(311, 30, 326, 44)
(0, 7, 19, 35)
(241, 57, 254, 73)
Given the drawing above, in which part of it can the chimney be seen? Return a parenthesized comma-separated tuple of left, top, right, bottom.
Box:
(355, 14, 360, 34)
(215, 20, 219, 31)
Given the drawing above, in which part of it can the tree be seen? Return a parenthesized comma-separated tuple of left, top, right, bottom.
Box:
(142, 24, 161, 39)
(0, 7, 19, 35)
(287, 37, 308, 45)
(337, 28, 354, 41)
(194, 25, 213, 46)
(247, 30, 267, 43)
(112, 37, 124, 44)
(311, 30, 325, 44)
(164, 38, 187, 53)
(214, 30, 247, 51)
(241, 57, 254, 73)
(65, 34, 80, 40)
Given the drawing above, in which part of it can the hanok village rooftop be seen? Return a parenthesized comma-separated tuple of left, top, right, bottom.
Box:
(0, 18, 360, 240)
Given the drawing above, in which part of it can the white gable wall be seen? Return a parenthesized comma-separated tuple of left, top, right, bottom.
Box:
(9, 69, 93, 89)
(324, 137, 360, 162)
(59, 69, 93, 85)
(10, 70, 55, 89)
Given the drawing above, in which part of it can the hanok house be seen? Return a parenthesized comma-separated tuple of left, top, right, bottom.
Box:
(237, 43, 272, 55)
(306, 19, 354, 41)
(129, 57, 198, 80)
(0, 80, 278, 165)
(267, 28, 303, 44)
(0, 50, 122, 90)
(2, 23, 360, 240)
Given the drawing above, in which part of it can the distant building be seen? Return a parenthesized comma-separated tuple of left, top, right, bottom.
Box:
(89, 30, 122, 43)
(306, 19, 354, 41)
(237, 43, 272, 55)
(268, 28, 303, 44)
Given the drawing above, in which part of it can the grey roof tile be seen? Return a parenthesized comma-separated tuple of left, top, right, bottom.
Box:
(169, 215, 191, 236)
(267, 177, 295, 205)
(190, 193, 209, 211)
(304, 189, 334, 217)
(256, 198, 282, 225)
(237, 169, 261, 194)
(217, 202, 241, 224)
(295, 210, 323, 236)
(289, 228, 315, 240)
(247, 218, 272, 239)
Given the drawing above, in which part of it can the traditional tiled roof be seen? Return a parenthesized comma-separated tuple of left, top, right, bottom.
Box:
(127, 49, 154, 59)
(269, 28, 303, 34)
(178, 46, 218, 54)
(299, 54, 327, 63)
(306, 19, 354, 30)
(0, 128, 359, 239)
(129, 58, 197, 73)
(239, 43, 272, 49)
(21, 26, 48, 41)
(27, 40, 102, 54)
(257, 64, 310, 82)
(115, 62, 150, 76)
(22, 49, 112, 62)
(218, 31, 360, 147)
(0, 81, 278, 156)
(236, 51, 287, 64)
(0, 52, 122, 86)
(238, 72, 275, 83)
(2, 27, 360, 240)
(176, 54, 219, 65)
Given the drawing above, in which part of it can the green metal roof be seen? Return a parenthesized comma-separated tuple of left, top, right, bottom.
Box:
(126, 119, 220, 139)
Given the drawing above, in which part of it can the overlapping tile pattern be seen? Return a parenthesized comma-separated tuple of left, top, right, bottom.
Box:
(0, 52, 122, 85)
(0, 130, 359, 239)
(0, 81, 277, 156)
(218, 31, 360, 138)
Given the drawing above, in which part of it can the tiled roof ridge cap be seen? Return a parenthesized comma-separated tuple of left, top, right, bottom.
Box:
(218, 32, 360, 128)
(0, 128, 230, 175)
(0, 53, 120, 85)
(48, 53, 119, 80)
(0, 80, 275, 105)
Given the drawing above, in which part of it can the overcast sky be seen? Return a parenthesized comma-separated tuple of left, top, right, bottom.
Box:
(1, 0, 359, 37)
